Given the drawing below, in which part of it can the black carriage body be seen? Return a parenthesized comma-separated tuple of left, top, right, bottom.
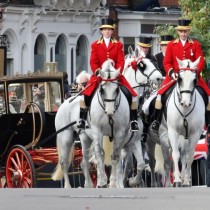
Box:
(0, 72, 68, 187)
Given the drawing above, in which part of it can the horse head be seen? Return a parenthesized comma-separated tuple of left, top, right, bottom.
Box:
(176, 57, 199, 107)
(99, 61, 120, 116)
(123, 46, 163, 93)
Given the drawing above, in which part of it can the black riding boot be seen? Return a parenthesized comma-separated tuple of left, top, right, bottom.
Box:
(150, 109, 162, 133)
(205, 110, 210, 144)
(140, 112, 149, 143)
(77, 108, 88, 130)
(130, 109, 139, 132)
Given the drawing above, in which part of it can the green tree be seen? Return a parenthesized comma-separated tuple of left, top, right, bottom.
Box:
(179, 0, 210, 79)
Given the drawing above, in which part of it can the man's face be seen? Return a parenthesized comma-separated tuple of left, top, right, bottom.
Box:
(177, 29, 190, 41)
(101, 28, 113, 38)
(160, 44, 167, 54)
(140, 46, 149, 55)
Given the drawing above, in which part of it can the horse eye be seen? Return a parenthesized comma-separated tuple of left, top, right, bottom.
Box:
(100, 86, 104, 94)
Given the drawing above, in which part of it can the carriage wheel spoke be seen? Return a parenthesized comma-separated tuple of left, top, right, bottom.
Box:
(15, 152, 21, 168)
(10, 157, 19, 170)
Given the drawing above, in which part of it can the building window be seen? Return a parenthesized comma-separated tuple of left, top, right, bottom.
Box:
(34, 35, 46, 72)
(55, 35, 67, 72)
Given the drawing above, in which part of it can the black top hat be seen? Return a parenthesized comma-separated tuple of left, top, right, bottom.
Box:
(99, 18, 115, 29)
(138, 37, 152, 48)
(176, 19, 191, 30)
(159, 35, 174, 45)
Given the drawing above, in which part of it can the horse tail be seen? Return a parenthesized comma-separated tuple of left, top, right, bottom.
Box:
(103, 136, 113, 166)
(154, 144, 165, 176)
(51, 136, 74, 181)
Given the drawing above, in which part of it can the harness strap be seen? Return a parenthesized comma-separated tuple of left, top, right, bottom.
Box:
(109, 116, 114, 142)
(35, 121, 77, 148)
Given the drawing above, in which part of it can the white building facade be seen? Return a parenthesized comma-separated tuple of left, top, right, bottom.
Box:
(0, 0, 108, 82)
(0, 1, 181, 83)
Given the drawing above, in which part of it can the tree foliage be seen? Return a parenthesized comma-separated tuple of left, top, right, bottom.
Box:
(154, 1, 210, 79)
(179, 0, 210, 78)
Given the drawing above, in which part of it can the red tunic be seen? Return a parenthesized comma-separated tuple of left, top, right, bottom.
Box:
(158, 38, 210, 95)
(83, 37, 137, 97)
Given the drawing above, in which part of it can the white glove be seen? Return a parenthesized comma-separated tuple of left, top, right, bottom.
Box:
(171, 73, 178, 80)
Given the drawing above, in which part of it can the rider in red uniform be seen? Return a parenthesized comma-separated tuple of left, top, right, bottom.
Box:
(77, 18, 139, 131)
(151, 19, 210, 135)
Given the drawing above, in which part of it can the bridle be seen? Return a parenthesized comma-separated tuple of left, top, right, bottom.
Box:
(132, 57, 161, 89)
(173, 67, 198, 139)
(177, 67, 197, 103)
(97, 77, 121, 112)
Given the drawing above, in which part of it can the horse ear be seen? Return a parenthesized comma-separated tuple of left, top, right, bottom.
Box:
(135, 47, 139, 58)
(176, 57, 182, 67)
(193, 56, 201, 68)
(100, 70, 106, 79)
(128, 45, 133, 55)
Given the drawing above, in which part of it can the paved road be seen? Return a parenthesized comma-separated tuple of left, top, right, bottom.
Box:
(0, 187, 209, 210)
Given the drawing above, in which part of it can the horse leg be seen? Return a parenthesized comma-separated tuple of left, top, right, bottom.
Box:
(168, 130, 182, 186)
(109, 146, 121, 188)
(93, 134, 107, 187)
(128, 138, 145, 187)
(80, 132, 94, 188)
(179, 137, 189, 184)
(52, 130, 74, 188)
(146, 139, 157, 187)
(116, 147, 131, 188)
(183, 140, 198, 186)
(161, 145, 172, 187)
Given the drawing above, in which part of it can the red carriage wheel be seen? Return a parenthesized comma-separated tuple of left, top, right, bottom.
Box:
(6, 145, 36, 188)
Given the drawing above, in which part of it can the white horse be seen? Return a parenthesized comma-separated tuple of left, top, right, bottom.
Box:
(158, 57, 205, 187)
(51, 95, 95, 188)
(118, 46, 163, 187)
(88, 62, 144, 188)
(123, 45, 163, 91)
(52, 60, 144, 188)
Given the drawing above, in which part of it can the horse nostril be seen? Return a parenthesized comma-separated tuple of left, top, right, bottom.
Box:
(181, 102, 183, 106)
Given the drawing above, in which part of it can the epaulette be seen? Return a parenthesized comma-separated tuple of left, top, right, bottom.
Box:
(173, 38, 194, 44)
(188, 38, 194, 44)
(111, 37, 118, 43)
(173, 38, 179, 43)
(97, 37, 104, 44)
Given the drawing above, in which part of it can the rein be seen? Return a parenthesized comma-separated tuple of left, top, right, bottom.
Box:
(179, 67, 197, 72)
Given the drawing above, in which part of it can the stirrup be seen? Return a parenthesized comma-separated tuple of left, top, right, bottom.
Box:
(130, 120, 139, 132)
(77, 119, 86, 129)
(150, 120, 160, 133)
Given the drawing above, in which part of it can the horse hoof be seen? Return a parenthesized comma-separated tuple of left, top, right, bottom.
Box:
(173, 182, 182, 187)
(98, 184, 107, 188)
(182, 184, 191, 187)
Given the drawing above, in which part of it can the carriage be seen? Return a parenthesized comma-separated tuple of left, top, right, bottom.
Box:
(0, 71, 88, 188)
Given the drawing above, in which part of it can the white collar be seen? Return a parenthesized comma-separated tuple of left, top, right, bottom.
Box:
(180, 39, 187, 46)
